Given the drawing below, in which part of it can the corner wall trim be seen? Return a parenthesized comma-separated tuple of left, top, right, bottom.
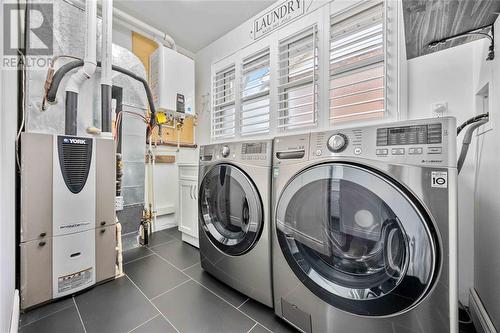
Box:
(9, 289, 19, 333)
(470, 288, 498, 333)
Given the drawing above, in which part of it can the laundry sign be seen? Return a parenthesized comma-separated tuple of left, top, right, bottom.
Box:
(252, 0, 306, 40)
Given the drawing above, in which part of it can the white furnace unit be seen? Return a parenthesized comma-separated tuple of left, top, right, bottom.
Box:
(149, 45, 195, 117)
(20, 132, 117, 309)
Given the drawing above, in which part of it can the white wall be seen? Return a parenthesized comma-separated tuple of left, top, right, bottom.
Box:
(470, 20, 500, 328)
(0, 35, 19, 333)
(407, 42, 479, 305)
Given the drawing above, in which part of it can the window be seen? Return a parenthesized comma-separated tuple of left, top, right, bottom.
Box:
(278, 25, 319, 131)
(329, 1, 385, 123)
(212, 65, 236, 139)
(240, 49, 270, 136)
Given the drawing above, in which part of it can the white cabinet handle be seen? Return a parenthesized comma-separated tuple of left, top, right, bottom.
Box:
(189, 184, 193, 199)
(194, 185, 197, 200)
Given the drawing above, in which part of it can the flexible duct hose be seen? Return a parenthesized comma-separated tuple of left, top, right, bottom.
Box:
(46, 60, 157, 132)
(457, 117, 489, 174)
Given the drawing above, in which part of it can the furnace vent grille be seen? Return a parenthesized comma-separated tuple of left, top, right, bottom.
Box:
(57, 136, 93, 194)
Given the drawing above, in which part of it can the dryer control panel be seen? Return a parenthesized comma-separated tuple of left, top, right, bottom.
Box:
(310, 117, 457, 168)
(200, 140, 272, 167)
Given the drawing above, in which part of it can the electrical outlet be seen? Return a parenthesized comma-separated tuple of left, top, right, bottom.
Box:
(431, 102, 448, 117)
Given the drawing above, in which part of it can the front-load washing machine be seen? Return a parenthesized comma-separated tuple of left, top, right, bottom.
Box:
(198, 140, 273, 307)
(272, 117, 458, 333)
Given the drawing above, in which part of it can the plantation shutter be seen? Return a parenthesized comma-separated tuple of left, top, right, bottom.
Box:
(277, 25, 319, 130)
(329, 1, 385, 123)
(240, 49, 271, 136)
(212, 65, 236, 139)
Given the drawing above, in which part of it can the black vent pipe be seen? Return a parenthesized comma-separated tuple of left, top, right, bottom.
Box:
(65, 91, 78, 135)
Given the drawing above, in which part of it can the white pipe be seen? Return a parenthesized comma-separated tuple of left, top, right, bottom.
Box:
(67, 0, 98, 93)
(112, 7, 176, 50)
(115, 222, 124, 278)
(101, 0, 112, 86)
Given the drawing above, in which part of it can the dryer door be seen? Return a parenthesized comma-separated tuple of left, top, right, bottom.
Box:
(276, 163, 439, 316)
(199, 164, 263, 256)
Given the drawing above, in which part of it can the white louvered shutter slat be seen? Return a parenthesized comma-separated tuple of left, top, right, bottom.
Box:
(212, 65, 236, 139)
(240, 49, 271, 136)
(277, 25, 319, 131)
(329, 1, 386, 124)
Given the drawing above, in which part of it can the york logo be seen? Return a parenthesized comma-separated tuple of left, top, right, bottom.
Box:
(65, 138, 87, 145)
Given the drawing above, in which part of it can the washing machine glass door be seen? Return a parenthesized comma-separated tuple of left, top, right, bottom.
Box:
(276, 163, 438, 317)
(199, 164, 263, 256)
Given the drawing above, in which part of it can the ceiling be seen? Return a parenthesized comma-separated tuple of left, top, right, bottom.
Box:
(114, 0, 276, 53)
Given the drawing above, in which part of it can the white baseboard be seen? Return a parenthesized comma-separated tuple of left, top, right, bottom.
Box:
(470, 288, 498, 333)
(152, 222, 177, 232)
(9, 289, 19, 333)
(181, 233, 199, 248)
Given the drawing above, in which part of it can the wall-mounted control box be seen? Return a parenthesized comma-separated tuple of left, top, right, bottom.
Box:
(149, 46, 195, 118)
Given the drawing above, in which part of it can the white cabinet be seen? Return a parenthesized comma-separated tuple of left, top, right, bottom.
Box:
(178, 164, 199, 248)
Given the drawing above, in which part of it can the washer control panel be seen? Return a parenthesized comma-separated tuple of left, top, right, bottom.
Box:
(310, 117, 456, 167)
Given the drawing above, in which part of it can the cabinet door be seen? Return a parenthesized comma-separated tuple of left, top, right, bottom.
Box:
(179, 180, 199, 239)
(95, 224, 116, 283)
(20, 238, 52, 309)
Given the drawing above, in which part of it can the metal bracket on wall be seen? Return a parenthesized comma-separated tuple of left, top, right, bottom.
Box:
(428, 24, 495, 61)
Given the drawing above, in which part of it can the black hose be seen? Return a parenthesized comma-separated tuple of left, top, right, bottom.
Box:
(65, 91, 78, 135)
(46, 60, 156, 132)
(101, 84, 112, 132)
(46, 61, 83, 102)
(457, 113, 489, 135)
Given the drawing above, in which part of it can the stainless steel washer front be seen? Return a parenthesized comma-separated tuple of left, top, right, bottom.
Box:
(198, 140, 273, 307)
(272, 117, 458, 333)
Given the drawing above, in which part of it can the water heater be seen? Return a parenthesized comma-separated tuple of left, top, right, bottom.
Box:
(149, 45, 195, 117)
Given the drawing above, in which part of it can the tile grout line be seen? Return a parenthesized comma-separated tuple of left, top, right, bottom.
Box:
(150, 278, 193, 301)
(146, 237, 179, 250)
(181, 261, 201, 272)
(125, 275, 181, 333)
(246, 322, 258, 333)
(19, 301, 75, 328)
(72, 297, 88, 333)
(123, 253, 155, 265)
(236, 298, 250, 309)
(126, 313, 161, 333)
(147, 248, 276, 333)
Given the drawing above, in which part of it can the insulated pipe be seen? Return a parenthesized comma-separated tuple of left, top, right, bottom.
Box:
(113, 9, 176, 50)
(101, 0, 113, 133)
(66, 0, 97, 94)
(65, 91, 79, 135)
(65, 0, 98, 135)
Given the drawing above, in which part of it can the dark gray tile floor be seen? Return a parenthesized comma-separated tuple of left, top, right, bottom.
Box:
(19, 227, 298, 333)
